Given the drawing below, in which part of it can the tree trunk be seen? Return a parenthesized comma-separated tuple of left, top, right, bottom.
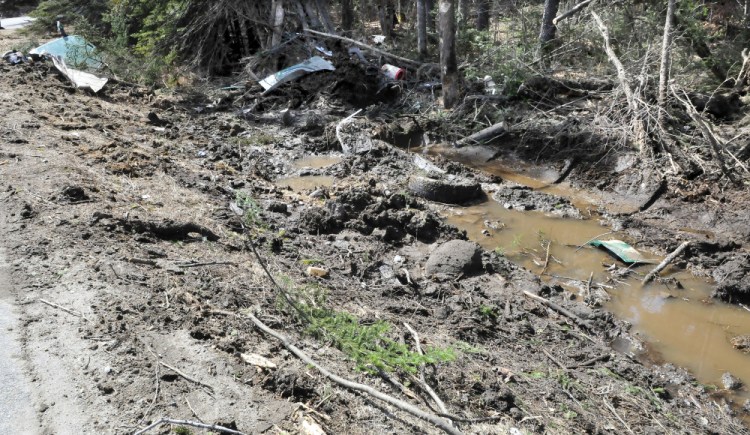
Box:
(302, 0, 322, 29)
(378, 0, 393, 39)
(539, 0, 561, 44)
(315, 0, 335, 33)
(270, 0, 285, 47)
(341, 0, 354, 31)
(476, 0, 490, 30)
(417, 0, 428, 58)
(426, 0, 437, 32)
(657, 0, 676, 126)
(458, 0, 470, 25)
(439, 0, 459, 109)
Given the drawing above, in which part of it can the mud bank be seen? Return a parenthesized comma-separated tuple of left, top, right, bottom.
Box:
(1, 56, 749, 435)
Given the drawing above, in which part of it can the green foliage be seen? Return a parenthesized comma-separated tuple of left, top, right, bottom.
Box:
(458, 28, 533, 97)
(307, 309, 455, 374)
(276, 274, 455, 374)
(478, 304, 498, 320)
(235, 191, 265, 230)
(172, 427, 192, 435)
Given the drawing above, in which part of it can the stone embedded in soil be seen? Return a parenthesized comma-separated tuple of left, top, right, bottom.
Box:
(711, 254, 750, 305)
(425, 240, 483, 276)
(731, 335, 750, 353)
(721, 372, 743, 390)
(408, 175, 483, 205)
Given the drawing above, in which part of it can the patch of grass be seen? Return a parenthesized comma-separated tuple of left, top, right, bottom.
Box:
(231, 132, 278, 146)
(300, 258, 323, 266)
(494, 246, 506, 257)
(173, 427, 193, 435)
(526, 370, 547, 380)
(454, 340, 488, 355)
(478, 304, 498, 320)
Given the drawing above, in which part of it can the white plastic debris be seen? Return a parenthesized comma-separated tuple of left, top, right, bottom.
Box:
(240, 353, 277, 369)
(259, 56, 335, 93)
(49, 55, 108, 93)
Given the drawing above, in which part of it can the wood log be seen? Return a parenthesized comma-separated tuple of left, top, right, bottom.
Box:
(455, 122, 505, 147)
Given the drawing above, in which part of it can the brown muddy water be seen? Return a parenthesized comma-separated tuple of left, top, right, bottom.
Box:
(291, 155, 342, 169)
(276, 175, 335, 192)
(417, 145, 750, 406)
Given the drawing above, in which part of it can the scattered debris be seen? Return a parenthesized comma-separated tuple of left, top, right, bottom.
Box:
(306, 266, 329, 278)
(259, 56, 335, 93)
(240, 353, 277, 369)
(381, 63, 405, 80)
(30, 35, 103, 69)
(588, 239, 654, 264)
(48, 55, 108, 92)
(2, 50, 27, 65)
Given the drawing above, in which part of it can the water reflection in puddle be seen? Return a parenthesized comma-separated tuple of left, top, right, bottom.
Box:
(444, 180, 750, 406)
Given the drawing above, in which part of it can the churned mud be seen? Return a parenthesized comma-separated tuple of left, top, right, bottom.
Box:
(2, 28, 750, 435)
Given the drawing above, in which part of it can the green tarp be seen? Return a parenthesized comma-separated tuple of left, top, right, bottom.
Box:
(588, 239, 655, 264)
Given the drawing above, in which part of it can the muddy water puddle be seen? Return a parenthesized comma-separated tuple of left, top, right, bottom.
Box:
(291, 155, 342, 169)
(275, 175, 335, 192)
(441, 168, 750, 406)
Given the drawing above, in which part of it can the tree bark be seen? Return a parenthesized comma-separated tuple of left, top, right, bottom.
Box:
(657, 0, 676, 126)
(270, 0, 285, 47)
(315, 0, 335, 33)
(302, 0, 322, 29)
(417, 0, 428, 58)
(341, 0, 354, 31)
(539, 0, 561, 44)
(426, 0, 437, 31)
(378, 0, 394, 39)
(476, 0, 490, 30)
(439, 0, 459, 109)
(458, 0, 470, 25)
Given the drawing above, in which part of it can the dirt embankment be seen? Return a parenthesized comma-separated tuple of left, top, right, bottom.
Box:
(1, 55, 749, 435)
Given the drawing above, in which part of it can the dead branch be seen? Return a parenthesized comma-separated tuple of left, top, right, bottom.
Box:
(657, 0, 676, 126)
(38, 298, 85, 319)
(641, 241, 690, 285)
(672, 87, 739, 185)
(303, 28, 425, 67)
(522, 290, 593, 330)
(336, 109, 363, 153)
(245, 312, 462, 435)
(134, 417, 246, 435)
(566, 353, 610, 369)
(158, 362, 215, 394)
(554, 0, 595, 25)
(735, 48, 750, 88)
(403, 323, 450, 416)
(591, 11, 647, 153)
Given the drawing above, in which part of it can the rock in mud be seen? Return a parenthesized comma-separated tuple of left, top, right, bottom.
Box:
(408, 175, 483, 205)
(730, 335, 750, 353)
(722, 372, 743, 390)
(425, 240, 482, 276)
(492, 186, 581, 218)
(711, 254, 750, 304)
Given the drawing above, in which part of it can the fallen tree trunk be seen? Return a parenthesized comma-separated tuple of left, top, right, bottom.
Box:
(455, 122, 505, 147)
